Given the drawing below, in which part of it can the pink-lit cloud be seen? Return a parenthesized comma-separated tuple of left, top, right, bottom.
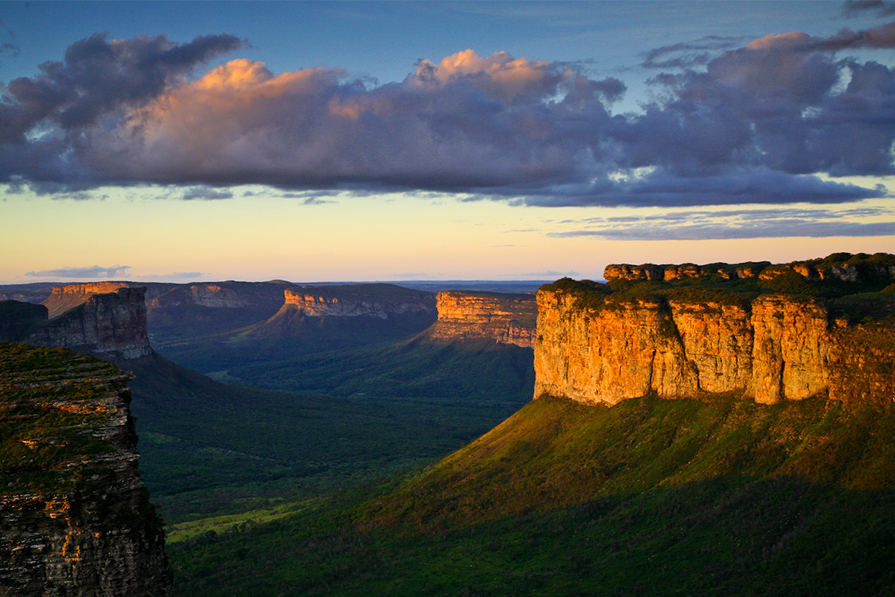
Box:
(2, 27, 895, 208)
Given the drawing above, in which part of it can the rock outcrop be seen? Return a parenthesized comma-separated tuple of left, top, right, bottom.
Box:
(0, 342, 171, 596)
(282, 284, 436, 319)
(42, 283, 132, 319)
(535, 264, 895, 408)
(603, 252, 895, 284)
(24, 288, 152, 360)
(427, 291, 537, 348)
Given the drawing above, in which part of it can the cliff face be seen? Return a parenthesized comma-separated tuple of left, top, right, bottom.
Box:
(42, 283, 132, 319)
(282, 284, 436, 319)
(25, 288, 151, 360)
(427, 291, 537, 348)
(0, 343, 171, 596)
(535, 275, 895, 408)
(604, 253, 895, 284)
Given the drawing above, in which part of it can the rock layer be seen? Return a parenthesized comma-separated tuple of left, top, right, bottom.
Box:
(428, 291, 537, 348)
(534, 285, 894, 407)
(282, 284, 436, 319)
(0, 343, 171, 596)
(26, 288, 151, 359)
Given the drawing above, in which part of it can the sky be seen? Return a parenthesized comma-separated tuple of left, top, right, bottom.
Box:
(2, 1, 895, 284)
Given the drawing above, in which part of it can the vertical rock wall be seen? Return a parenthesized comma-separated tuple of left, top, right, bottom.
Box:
(534, 287, 894, 407)
(0, 344, 171, 596)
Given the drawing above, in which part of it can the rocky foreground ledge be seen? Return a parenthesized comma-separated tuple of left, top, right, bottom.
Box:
(0, 343, 171, 596)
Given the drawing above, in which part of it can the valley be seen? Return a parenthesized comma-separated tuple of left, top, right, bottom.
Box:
(1, 252, 895, 595)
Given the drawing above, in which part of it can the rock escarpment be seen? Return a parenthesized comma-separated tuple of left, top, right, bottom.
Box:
(25, 288, 152, 360)
(604, 252, 895, 284)
(0, 342, 171, 596)
(427, 291, 537, 348)
(282, 284, 436, 319)
(42, 283, 132, 319)
(535, 254, 895, 407)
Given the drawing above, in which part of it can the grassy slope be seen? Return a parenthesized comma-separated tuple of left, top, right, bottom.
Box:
(169, 394, 895, 596)
(226, 334, 535, 401)
(116, 351, 526, 524)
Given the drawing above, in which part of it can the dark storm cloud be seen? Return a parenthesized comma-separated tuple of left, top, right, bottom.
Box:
(0, 33, 243, 142)
(25, 265, 132, 278)
(1, 28, 894, 209)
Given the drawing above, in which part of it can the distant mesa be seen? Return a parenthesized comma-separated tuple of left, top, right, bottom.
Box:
(0, 287, 151, 360)
(282, 284, 436, 319)
(427, 291, 537, 348)
(42, 282, 132, 318)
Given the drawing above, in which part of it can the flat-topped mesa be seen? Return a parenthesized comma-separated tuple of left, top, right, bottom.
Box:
(535, 255, 895, 409)
(26, 287, 152, 359)
(428, 291, 538, 348)
(604, 252, 895, 284)
(282, 284, 436, 319)
(42, 282, 131, 318)
(0, 344, 171, 596)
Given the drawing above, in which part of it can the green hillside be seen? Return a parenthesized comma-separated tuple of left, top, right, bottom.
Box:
(169, 394, 895, 596)
(115, 351, 524, 524)
(222, 333, 535, 401)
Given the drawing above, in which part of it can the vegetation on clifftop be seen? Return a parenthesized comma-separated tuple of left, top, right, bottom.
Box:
(0, 342, 122, 493)
(542, 252, 895, 323)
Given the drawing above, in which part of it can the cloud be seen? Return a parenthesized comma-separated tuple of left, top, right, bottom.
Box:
(843, 0, 895, 17)
(549, 206, 895, 240)
(2, 29, 895, 209)
(641, 36, 746, 69)
(181, 186, 233, 200)
(25, 265, 132, 279)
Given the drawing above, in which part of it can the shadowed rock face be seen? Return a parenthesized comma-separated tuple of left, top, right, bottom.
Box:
(0, 343, 171, 596)
(427, 291, 537, 348)
(534, 286, 895, 408)
(26, 288, 152, 359)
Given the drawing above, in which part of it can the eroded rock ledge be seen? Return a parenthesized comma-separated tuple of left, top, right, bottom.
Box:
(0, 343, 171, 596)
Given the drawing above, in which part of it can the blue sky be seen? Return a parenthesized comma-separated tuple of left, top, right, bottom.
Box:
(2, 1, 895, 283)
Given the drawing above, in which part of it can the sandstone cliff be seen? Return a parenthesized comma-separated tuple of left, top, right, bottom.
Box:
(26, 288, 152, 360)
(42, 283, 132, 319)
(0, 342, 171, 596)
(427, 291, 537, 348)
(535, 257, 895, 407)
(282, 284, 436, 319)
(604, 252, 895, 284)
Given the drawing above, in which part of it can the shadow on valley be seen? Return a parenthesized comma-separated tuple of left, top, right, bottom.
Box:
(169, 395, 895, 596)
(116, 351, 527, 524)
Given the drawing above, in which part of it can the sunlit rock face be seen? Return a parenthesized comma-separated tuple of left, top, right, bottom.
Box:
(535, 259, 895, 408)
(427, 291, 537, 348)
(0, 344, 172, 596)
(42, 283, 132, 319)
(282, 284, 436, 319)
(26, 288, 152, 359)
